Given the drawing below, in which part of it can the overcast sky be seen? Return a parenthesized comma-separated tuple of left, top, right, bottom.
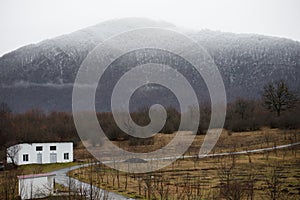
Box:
(0, 0, 299, 56)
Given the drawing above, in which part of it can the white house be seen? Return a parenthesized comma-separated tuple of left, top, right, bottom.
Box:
(7, 142, 73, 165)
(18, 172, 55, 199)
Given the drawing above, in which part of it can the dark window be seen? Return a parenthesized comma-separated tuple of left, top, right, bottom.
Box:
(64, 153, 69, 160)
(23, 154, 29, 162)
(36, 146, 43, 151)
(50, 146, 56, 151)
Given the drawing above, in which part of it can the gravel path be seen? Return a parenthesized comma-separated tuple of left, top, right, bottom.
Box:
(53, 163, 132, 200)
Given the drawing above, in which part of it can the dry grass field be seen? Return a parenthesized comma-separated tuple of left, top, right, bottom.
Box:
(73, 128, 299, 160)
(69, 128, 300, 199)
(0, 128, 298, 199)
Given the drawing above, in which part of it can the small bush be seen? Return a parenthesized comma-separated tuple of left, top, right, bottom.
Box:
(128, 136, 154, 146)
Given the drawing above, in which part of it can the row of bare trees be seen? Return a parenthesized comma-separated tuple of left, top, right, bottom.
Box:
(66, 148, 300, 200)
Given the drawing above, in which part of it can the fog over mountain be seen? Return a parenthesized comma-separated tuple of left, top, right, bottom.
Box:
(1, 18, 299, 112)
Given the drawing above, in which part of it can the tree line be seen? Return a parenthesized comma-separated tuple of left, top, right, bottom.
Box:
(0, 81, 298, 160)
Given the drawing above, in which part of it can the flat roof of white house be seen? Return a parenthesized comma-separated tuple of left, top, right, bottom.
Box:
(8, 142, 73, 147)
(13, 142, 72, 144)
(17, 172, 56, 179)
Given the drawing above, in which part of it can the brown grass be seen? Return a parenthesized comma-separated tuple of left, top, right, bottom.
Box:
(73, 128, 300, 160)
(70, 128, 300, 199)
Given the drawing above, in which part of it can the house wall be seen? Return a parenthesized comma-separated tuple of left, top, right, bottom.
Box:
(7, 142, 73, 165)
(18, 175, 54, 199)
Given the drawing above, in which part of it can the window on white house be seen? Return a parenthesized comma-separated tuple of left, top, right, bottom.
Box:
(23, 154, 29, 162)
(64, 153, 69, 160)
(36, 146, 43, 151)
(50, 146, 56, 151)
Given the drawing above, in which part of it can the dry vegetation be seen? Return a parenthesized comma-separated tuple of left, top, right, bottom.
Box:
(69, 128, 300, 200)
(1, 128, 299, 200)
(73, 128, 299, 160)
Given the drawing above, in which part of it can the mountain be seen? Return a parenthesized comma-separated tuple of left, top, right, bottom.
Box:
(0, 18, 300, 112)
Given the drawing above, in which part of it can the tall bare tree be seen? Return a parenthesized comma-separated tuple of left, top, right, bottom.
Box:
(263, 81, 297, 116)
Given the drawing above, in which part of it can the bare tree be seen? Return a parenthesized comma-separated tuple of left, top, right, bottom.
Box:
(143, 174, 154, 199)
(0, 170, 19, 200)
(153, 173, 169, 200)
(6, 145, 20, 166)
(264, 131, 272, 147)
(245, 166, 257, 200)
(0, 102, 11, 115)
(264, 164, 283, 200)
(263, 81, 297, 116)
(218, 156, 246, 200)
(234, 98, 254, 120)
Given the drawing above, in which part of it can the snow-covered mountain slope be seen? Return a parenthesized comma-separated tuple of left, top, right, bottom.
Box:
(0, 18, 299, 112)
